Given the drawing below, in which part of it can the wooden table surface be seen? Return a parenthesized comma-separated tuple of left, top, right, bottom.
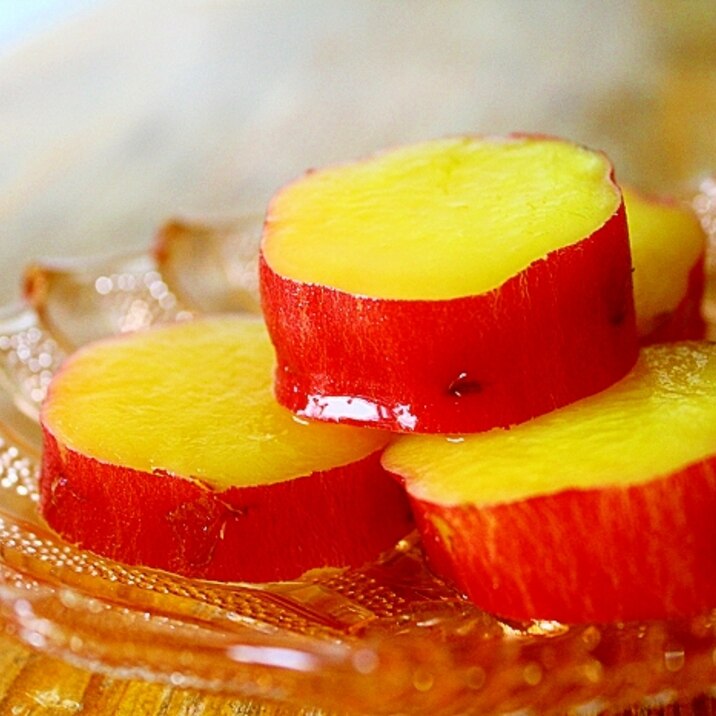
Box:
(1, 0, 716, 713)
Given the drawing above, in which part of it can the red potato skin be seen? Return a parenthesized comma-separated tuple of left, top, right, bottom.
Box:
(260, 203, 638, 434)
(405, 458, 716, 624)
(640, 253, 706, 345)
(40, 428, 413, 582)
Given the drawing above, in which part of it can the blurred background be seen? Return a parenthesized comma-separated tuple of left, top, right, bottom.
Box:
(1, 0, 715, 303)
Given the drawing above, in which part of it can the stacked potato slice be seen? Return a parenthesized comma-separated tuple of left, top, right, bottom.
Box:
(40, 318, 412, 581)
(40, 135, 710, 622)
(261, 136, 638, 433)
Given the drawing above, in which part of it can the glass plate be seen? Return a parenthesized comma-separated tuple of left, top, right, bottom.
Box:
(1, 184, 716, 716)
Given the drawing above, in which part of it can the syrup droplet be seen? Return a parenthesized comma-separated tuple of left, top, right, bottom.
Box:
(580, 658, 603, 684)
(522, 662, 542, 686)
(465, 666, 486, 690)
(352, 648, 379, 675)
(412, 667, 434, 692)
(581, 625, 602, 651)
(664, 647, 685, 672)
(447, 372, 482, 398)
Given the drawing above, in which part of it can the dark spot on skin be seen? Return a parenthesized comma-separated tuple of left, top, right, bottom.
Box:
(51, 474, 86, 505)
(609, 309, 626, 327)
(651, 311, 671, 331)
(448, 372, 483, 398)
(218, 500, 250, 519)
(607, 273, 632, 328)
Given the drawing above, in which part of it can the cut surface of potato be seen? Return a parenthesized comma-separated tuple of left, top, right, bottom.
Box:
(264, 136, 620, 300)
(44, 318, 386, 487)
(624, 187, 706, 341)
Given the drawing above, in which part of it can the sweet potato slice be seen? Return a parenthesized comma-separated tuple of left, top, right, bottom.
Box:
(40, 317, 411, 581)
(624, 186, 706, 343)
(383, 342, 716, 623)
(261, 135, 637, 433)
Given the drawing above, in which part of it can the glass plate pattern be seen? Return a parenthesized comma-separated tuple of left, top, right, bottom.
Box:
(0, 182, 716, 716)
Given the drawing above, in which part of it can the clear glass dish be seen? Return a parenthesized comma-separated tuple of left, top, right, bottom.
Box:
(1, 185, 716, 715)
